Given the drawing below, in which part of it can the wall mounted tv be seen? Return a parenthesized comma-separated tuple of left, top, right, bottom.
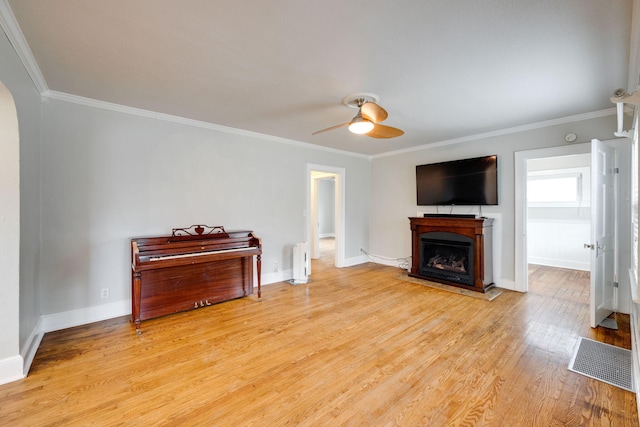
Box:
(416, 155, 498, 206)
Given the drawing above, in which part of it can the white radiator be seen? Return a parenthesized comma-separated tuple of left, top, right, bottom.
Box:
(292, 242, 308, 284)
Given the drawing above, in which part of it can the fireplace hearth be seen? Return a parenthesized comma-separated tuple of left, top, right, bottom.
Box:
(409, 217, 494, 292)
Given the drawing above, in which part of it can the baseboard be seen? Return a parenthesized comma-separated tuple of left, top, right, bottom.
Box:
(527, 257, 589, 271)
(370, 257, 395, 267)
(0, 355, 24, 386)
(40, 300, 131, 333)
(497, 278, 517, 291)
(21, 316, 44, 377)
(262, 269, 292, 285)
(343, 254, 369, 267)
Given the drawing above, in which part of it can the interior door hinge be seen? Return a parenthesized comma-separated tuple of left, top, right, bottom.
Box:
(613, 167, 619, 174)
(613, 281, 619, 288)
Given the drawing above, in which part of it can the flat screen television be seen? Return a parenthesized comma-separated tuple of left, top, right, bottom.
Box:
(416, 155, 498, 206)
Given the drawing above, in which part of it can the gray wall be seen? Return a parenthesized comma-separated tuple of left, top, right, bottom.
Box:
(369, 115, 619, 289)
(38, 99, 371, 315)
(318, 178, 335, 236)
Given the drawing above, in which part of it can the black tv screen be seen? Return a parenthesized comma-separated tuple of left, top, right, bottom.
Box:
(416, 155, 498, 206)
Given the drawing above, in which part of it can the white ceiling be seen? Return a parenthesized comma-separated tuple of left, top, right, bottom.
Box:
(4, 0, 635, 156)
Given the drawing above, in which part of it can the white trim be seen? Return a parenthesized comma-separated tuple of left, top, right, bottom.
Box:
(0, 0, 48, 93)
(20, 317, 44, 377)
(373, 109, 616, 159)
(528, 257, 590, 271)
(30, 90, 619, 164)
(370, 258, 403, 268)
(343, 254, 369, 267)
(44, 91, 369, 159)
(527, 218, 590, 225)
(0, 355, 24, 385)
(40, 300, 131, 333)
(498, 279, 516, 291)
(262, 270, 292, 285)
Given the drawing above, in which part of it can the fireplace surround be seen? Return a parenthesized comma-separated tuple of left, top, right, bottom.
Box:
(409, 216, 494, 292)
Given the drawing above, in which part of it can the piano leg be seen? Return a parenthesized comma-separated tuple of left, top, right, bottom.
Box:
(132, 271, 142, 334)
(257, 254, 262, 301)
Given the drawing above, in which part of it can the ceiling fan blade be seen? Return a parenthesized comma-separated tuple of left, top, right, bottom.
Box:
(361, 102, 388, 123)
(312, 122, 349, 135)
(367, 124, 404, 139)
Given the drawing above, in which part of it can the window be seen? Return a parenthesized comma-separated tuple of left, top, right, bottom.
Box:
(527, 166, 590, 208)
(527, 173, 582, 203)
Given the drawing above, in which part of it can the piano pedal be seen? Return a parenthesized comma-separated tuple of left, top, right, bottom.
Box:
(205, 300, 211, 306)
(194, 302, 198, 309)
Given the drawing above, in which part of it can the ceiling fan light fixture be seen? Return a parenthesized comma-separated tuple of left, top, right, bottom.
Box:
(312, 93, 403, 138)
(348, 116, 374, 134)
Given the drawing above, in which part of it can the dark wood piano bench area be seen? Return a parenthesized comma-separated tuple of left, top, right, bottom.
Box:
(131, 225, 262, 334)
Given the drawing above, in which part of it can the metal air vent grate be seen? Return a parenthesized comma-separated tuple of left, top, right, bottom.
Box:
(568, 337, 634, 392)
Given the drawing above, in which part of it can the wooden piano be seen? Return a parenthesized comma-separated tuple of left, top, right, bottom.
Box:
(131, 224, 262, 333)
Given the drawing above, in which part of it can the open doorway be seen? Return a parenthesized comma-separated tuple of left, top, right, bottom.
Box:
(0, 81, 22, 383)
(316, 176, 336, 260)
(526, 153, 591, 303)
(515, 143, 591, 294)
(307, 164, 346, 274)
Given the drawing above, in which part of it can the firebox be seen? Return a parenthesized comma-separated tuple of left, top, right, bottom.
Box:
(420, 231, 474, 287)
(409, 216, 493, 292)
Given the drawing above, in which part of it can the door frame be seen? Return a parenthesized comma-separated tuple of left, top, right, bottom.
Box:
(306, 164, 346, 269)
(514, 143, 591, 292)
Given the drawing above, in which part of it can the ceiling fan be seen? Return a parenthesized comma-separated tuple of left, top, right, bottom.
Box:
(312, 93, 404, 139)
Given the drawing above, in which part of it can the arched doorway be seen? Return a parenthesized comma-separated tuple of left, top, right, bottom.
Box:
(0, 81, 23, 384)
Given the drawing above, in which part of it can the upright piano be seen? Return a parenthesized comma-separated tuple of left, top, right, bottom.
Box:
(131, 225, 262, 333)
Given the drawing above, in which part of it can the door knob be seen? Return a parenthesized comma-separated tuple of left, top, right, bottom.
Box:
(584, 243, 594, 249)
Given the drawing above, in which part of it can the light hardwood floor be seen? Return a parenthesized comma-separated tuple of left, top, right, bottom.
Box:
(0, 245, 637, 426)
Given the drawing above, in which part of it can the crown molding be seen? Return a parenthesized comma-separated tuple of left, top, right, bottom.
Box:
(44, 90, 370, 159)
(372, 108, 617, 159)
(42, 90, 618, 161)
(0, 0, 48, 93)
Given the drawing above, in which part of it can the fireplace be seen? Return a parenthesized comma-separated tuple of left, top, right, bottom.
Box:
(420, 232, 474, 287)
(409, 216, 494, 292)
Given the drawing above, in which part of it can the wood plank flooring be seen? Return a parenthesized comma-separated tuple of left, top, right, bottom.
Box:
(0, 247, 637, 426)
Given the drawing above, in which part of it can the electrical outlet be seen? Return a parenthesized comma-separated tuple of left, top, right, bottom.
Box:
(100, 288, 110, 299)
(273, 261, 278, 272)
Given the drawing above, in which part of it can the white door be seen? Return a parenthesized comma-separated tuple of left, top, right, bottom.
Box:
(589, 139, 616, 328)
